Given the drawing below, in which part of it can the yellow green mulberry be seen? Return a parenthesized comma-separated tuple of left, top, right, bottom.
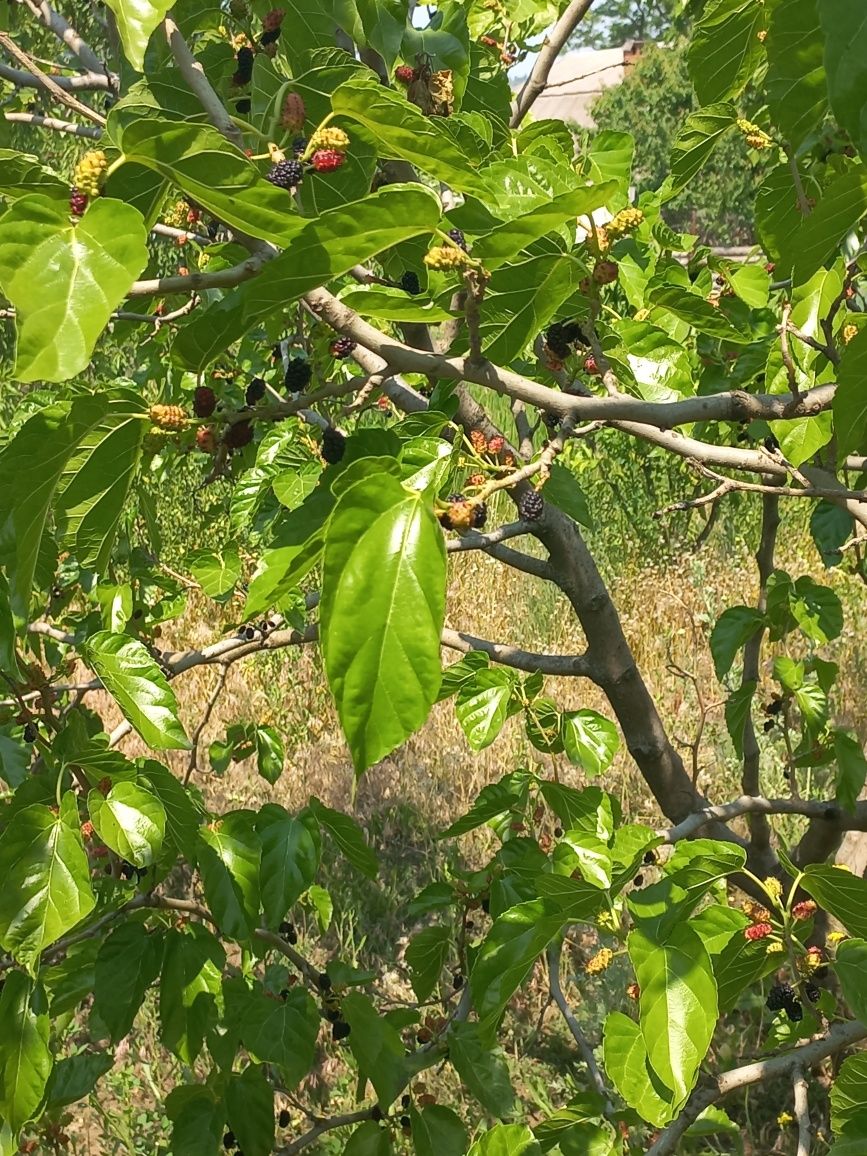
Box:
(763, 877, 783, 904)
(585, 948, 614, 975)
(73, 150, 108, 198)
(737, 118, 773, 150)
(148, 404, 187, 431)
(606, 206, 644, 239)
(843, 324, 858, 344)
(308, 126, 351, 153)
(424, 244, 472, 271)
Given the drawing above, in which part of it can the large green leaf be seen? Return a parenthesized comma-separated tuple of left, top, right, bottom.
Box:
(0, 973, 52, 1132)
(320, 473, 446, 773)
(45, 1051, 113, 1109)
(83, 631, 191, 750)
(470, 900, 567, 1026)
(802, 865, 867, 938)
(688, 0, 765, 105)
(116, 119, 303, 246)
(88, 781, 166, 867)
(455, 669, 518, 751)
(159, 925, 225, 1065)
(602, 1011, 674, 1127)
(629, 924, 717, 1104)
(780, 168, 867, 286)
(406, 925, 451, 1002)
(238, 986, 320, 1086)
(188, 545, 241, 601)
(709, 606, 764, 680)
(668, 103, 737, 196)
(94, 923, 164, 1043)
(714, 933, 778, 1012)
(336, 0, 407, 73)
(0, 796, 95, 971)
(410, 1104, 468, 1156)
(256, 805, 321, 927)
(0, 196, 148, 382)
(104, 0, 174, 71)
(561, 710, 620, 776)
(331, 75, 492, 198)
(467, 1124, 541, 1156)
(765, 0, 828, 146)
(0, 395, 107, 623)
(225, 1064, 275, 1156)
(448, 1021, 515, 1118)
(819, 1, 867, 160)
(646, 280, 748, 341)
(834, 939, 867, 1023)
(342, 991, 408, 1107)
(173, 184, 441, 371)
(196, 812, 261, 941)
(831, 1055, 867, 1137)
(832, 327, 867, 461)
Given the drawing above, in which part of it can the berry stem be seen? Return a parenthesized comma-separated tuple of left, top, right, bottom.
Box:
(300, 112, 335, 161)
(229, 114, 269, 142)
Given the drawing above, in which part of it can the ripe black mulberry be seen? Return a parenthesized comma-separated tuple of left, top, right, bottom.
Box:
(519, 490, 544, 521)
(400, 271, 421, 295)
(245, 378, 266, 404)
(266, 159, 304, 190)
(321, 427, 346, 464)
(284, 358, 312, 393)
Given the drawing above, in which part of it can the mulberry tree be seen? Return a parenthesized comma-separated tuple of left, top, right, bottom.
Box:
(0, 0, 866, 1153)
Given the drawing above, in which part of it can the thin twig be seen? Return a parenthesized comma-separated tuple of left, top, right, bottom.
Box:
(546, 944, 615, 1115)
(793, 1064, 812, 1156)
(0, 31, 105, 124)
(779, 302, 801, 399)
(4, 110, 101, 137)
(184, 665, 228, 785)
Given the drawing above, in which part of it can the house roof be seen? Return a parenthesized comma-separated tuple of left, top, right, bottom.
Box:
(519, 45, 637, 127)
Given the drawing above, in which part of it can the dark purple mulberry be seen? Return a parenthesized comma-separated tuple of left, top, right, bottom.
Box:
(447, 227, 467, 250)
(193, 386, 217, 417)
(519, 490, 544, 521)
(292, 136, 307, 158)
(330, 336, 356, 359)
(267, 159, 304, 189)
(400, 271, 421, 295)
(471, 501, 487, 529)
(225, 419, 254, 449)
(766, 983, 795, 1012)
(233, 45, 254, 85)
(321, 427, 346, 464)
(284, 358, 312, 393)
(245, 377, 266, 404)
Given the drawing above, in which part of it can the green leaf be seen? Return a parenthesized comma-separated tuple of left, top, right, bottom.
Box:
(411, 1104, 468, 1156)
(336, 0, 406, 74)
(472, 183, 618, 268)
(629, 924, 717, 1104)
(406, 925, 451, 1002)
(668, 103, 737, 196)
(94, 923, 164, 1043)
(560, 710, 619, 776)
(602, 1011, 674, 1127)
(45, 1051, 113, 1109)
(647, 280, 747, 342)
(257, 806, 321, 928)
(481, 254, 588, 364)
(225, 1064, 274, 1156)
(55, 392, 146, 572)
(609, 320, 694, 403)
(687, 904, 747, 956)
(339, 288, 454, 324)
(254, 725, 284, 785)
(140, 759, 201, 855)
(709, 606, 764, 680)
(525, 695, 564, 755)
(834, 939, 867, 1023)
(321, 474, 446, 774)
(346, 1121, 394, 1156)
(88, 782, 166, 867)
(116, 118, 305, 246)
(342, 991, 408, 1107)
(789, 576, 843, 644)
(308, 796, 378, 878)
(83, 631, 191, 750)
(688, 0, 765, 104)
(189, 545, 241, 601)
(543, 462, 592, 528)
(724, 680, 756, 760)
(765, 0, 828, 147)
(834, 732, 867, 814)
(448, 1021, 515, 1118)
(196, 812, 261, 941)
(538, 783, 619, 838)
(238, 986, 319, 1086)
(0, 796, 95, 970)
(470, 900, 567, 1025)
(781, 168, 867, 286)
(811, 501, 853, 567)
(0, 396, 107, 623)
(0, 973, 52, 1132)
(832, 1054, 867, 1137)
(455, 669, 518, 751)
(819, 1, 867, 161)
(166, 1086, 224, 1156)
(159, 925, 225, 1065)
(832, 327, 867, 462)
(441, 771, 529, 838)
(0, 196, 148, 382)
(467, 1124, 540, 1156)
(104, 0, 173, 71)
(802, 864, 867, 938)
(331, 75, 492, 198)
(586, 130, 634, 194)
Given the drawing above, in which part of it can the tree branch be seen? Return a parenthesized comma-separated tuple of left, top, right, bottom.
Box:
(0, 33, 107, 123)
(441, 629, 592, 677)
(646, 1020, 866, 1156)
(163, 14, 244, 148)
(18, 0, 109, 76)
(510, 0, 597, 127)
(546, 943, 614, 1115)
(274, 1110, 374, 1156)
(4, 110, 101, 137)
(662, 794, 867, 843)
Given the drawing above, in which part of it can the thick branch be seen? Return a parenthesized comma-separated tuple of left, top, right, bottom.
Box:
(646, 1020, 867, 1156)
(441, 629, 591, 677)
(19, 0, 109, 76)
(4, 110, 101, 137)
(662, 794, 867, 843)
(274, 1111, 374, 1156)
(0, 59, 111, 90)
(163, 15, 244, 148)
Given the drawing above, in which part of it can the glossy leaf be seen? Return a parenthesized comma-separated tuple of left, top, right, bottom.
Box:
(561, 710, 620, 776)
(543, 462, 593, 528)
(257, 806, 320, 927)
(104, 0, 173, 70)
(0, 972, 52, 1131)
(467, 1124, 541, 1156)
(45, 1051, 113, 1109)
(0, 797, 95, 970)
(83, 631, 191, 750)
(410, 1104, 468, 1156)
(782, 168, 867, 286)
(765, 0, 828, 147)
(668, 103, 737, 195)
(833, 939, 867, 1023)
(602, 1011, 674, 1127)
(88, 781, 166, 866)
(455, 668, 518, 751)
(225, 1064, 275, 1156)
(819, 1, 867, 160)
(688, 0, 764, 105)
(0, 196, 148, 382)
(166, 1086, 224, 1156)
(94, 923, 164, 1043)
(709, 606, 764, 680)
(802, 865, 867, 938)
(442, 771, 530, 838)
(831, 1054, 867, 1137)
(196, 812, 261, 940)
(470, 900, 567, 1025)
(482, 254, 588, 364)
(321, 473, 446, 773)
(835, 732, 867, 814)
(189, 545, 241, 601)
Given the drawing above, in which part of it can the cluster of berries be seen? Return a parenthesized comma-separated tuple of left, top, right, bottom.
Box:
(605, 206, 644, 239)
(544, 320, 586, 360)
(469, 429, 505, 456)
(69, 149, 108, 216)
(424, 243, 472, 271)
(766, 980, 819, 1022)
(266, 123, 350, 190)
(437, 493, 487, 532)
